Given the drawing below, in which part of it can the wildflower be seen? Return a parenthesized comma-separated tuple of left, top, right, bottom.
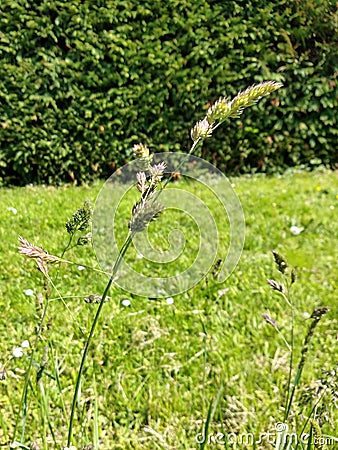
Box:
(316, 186, 322, 191)
(18, 236, 60, 276)
(21, 340, 30, 348)
(166, 297, 174, 305)
(12, 347, 23, 358)
(121, 299, 131, 307)
(290, 225, 304, 236)
(24, 289, 34, 296)
(7, 206, 17, 214)
(30, 442, 40, 450)
(77, 265, 85, 271)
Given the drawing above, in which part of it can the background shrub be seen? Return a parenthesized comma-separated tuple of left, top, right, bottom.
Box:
(0, 0, 337, 185)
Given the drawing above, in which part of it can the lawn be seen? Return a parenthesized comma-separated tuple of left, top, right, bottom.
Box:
(0, 169, 337, 449)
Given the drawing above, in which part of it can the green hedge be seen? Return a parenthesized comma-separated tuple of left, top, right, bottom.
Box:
(0, 0, 337, 185)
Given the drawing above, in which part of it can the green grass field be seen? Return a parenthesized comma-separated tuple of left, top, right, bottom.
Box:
(0, 169, 337, 449)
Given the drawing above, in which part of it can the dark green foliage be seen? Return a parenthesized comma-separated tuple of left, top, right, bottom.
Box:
(0, 0, 337, 185)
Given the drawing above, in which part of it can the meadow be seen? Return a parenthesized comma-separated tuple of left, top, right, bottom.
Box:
(0, 169, 337, 449)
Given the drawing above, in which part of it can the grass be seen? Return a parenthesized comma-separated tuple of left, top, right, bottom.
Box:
(0, 169, 337, 449)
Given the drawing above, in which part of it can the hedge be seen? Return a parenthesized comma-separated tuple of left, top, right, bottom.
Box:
(0, 0, 337, 185)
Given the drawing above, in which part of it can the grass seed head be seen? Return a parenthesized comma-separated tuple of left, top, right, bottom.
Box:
(65, 200, 92, 235)
(272, 250, 288, 274)
(267, 278, 285, 293)
(262, 313, 277, 329)
(191, 118, 212, 141)
(129, 200, 165, 233)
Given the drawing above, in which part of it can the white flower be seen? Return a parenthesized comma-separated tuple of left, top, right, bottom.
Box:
(121, 299, 131, 307)
(77, 265, 85, 271)
(290, 225, 304, 236)
(13, 347, 23, 358)
(166, 297, 174, 305)
(24, 289, 34, 296)
(21, 340, 30, 348)
(137, 253, 144, 259)
(7, 206, 17, 214)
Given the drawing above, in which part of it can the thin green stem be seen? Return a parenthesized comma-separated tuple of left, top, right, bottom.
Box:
(61, 234, 74, 259)
(284, 306, 294, 421)
(294, 387, 328, 450)
(274, 327, 292, 353)
(13, 233, 78, 445)
(285, 315, 321, 422)
(284, 281, 294, 422)
(57, 259, 110, 276)
(67, 137, 204, 446)
(67, 232, 134, 446)
(12, 297, 50, 443)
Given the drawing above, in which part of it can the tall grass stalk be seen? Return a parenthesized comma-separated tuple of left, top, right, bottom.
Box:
(266, 253, 331, 448)
(66, 81, 283, 447)
(16, 81, 283, 448)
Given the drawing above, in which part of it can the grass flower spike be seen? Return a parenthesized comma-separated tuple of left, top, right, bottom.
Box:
(136, 171, 147, 193)
(267, 278, 286, 293)
(206, 97, 232, 123)
(132, 143, 153, 167)
(65, 200, 92, 235)
(262, 313, 277, 329)
(132, 143, 150, 159)
(193, 80, 283, 141)
(149, 162, 166, 183)
(229, 81, 283, 118)
(191, 118, 213, 141)
(18, 236, 60, 276)
(129, 149, 167, 233)
(129, 201, 164, 233)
